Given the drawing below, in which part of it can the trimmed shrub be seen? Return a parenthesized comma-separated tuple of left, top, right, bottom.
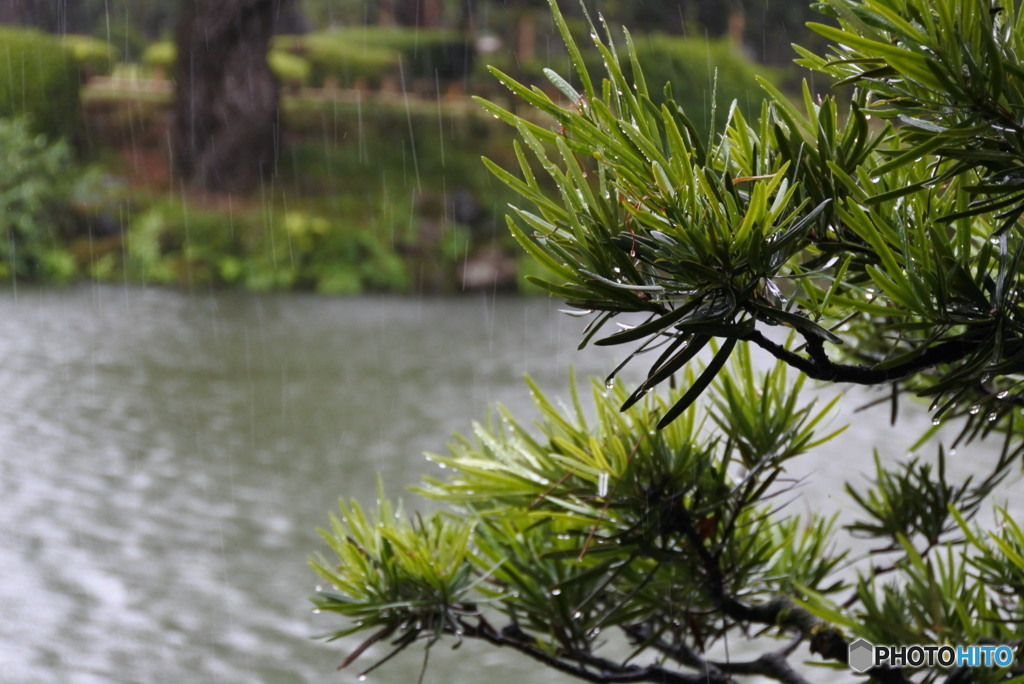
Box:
(140, 40, 175, 74)
(276, 34, 399, 89)
(267, 50, 311, 89)
(61, 35, 116, 79)
(281, 27, 473, 89)
(334, 26, 472, 82)
(623, 35, 775, 141)
(0, 26, 84, 143)
(143, 41, 311, 87)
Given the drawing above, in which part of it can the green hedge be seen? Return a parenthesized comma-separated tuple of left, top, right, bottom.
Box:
(142, 41, 311, 87)
(332, 26, 472, 81)
(0, 27, 84, 143)
(61, 35, 116, 78)
(279, 27, 473, 89)
(623, 36, 775, 140)
(276, 34, 398, 88)
(140, 41, 175, 72)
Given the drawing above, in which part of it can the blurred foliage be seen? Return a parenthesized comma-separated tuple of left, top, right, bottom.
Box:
(97, 196, 409, 294)
(74, 78, 521, 293)
(0, 0, 173, 42)
(139, 41, 175, 73)
(142, 40, 312, 89)
(276, 33, 401, 89)
(0, 0, 810, 296)
(277, 26, 474, 89)
(61, 35, 116, 79)
(268, 50, 313, 89)
(0, 26, 84, 144)
(0, 117, 79, 281)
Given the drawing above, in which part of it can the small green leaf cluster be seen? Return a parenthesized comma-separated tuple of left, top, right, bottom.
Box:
(61, 35, 116, 79)
(311, 492, 478, 669)
(107, 198, 409, 293)
(845, 448, 1008, 551)
(801, 510, 1024, 683)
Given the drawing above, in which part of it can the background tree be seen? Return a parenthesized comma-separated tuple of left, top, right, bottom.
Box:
(0, 0, 34, 26)
(309, 0, 1024, 682)
(172, 0, 292, 194)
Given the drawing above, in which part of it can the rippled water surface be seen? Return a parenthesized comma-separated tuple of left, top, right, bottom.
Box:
(0, 286, 1014, 683)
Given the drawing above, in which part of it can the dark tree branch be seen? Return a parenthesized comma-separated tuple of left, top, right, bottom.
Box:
(456, 617, 732, 684)
(742, 329, 982, 385)
(621, 624, 728, 680)
(623, 624, 814, 684)
(712, 650, 812, 684)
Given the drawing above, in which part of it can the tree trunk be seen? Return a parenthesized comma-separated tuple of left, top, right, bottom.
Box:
(393, 0, 443, 28)
(0, 0, 35, 26)
(172, 0, 284, 194)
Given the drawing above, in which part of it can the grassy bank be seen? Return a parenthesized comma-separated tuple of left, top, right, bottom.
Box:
(76, 82, 525, 294)
(0, 19, 789, 294)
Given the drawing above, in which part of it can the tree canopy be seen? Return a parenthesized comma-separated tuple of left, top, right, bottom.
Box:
(310, 0, 1024, 682)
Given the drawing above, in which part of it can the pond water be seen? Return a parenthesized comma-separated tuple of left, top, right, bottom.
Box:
(0, 286, 1014, 684)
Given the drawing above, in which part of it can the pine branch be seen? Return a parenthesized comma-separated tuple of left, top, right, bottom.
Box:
(743, 329, 983, 385)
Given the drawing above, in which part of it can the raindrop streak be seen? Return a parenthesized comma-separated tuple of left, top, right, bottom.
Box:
(435, 72, 446, 168)
(398, 57, 422, 192)
(356, 91, 366, 164)
(597, 471, 609, 498)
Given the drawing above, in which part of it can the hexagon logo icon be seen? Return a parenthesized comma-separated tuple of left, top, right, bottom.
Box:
(848, 638, 875, 672)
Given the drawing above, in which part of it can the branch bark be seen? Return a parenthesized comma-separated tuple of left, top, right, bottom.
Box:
(742, 329, 983, 385)
(457, 617, 731, 684)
